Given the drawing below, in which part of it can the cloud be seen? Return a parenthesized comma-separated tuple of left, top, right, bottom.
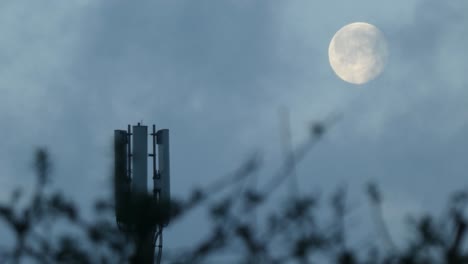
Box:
(0, 0, 467, 251)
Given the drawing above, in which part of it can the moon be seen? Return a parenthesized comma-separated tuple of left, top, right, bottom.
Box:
(328, 22, 388, 85)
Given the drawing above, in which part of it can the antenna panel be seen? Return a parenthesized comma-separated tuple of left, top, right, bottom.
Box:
(114, 130, 129, 223)
(132, 125, 148, 195)
(157, 129, 171, 225)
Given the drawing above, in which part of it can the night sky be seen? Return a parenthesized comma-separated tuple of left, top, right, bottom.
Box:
(1, 0, 467, 252)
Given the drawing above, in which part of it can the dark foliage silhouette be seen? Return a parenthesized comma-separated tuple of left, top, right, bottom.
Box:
(1, 123, 468, 263)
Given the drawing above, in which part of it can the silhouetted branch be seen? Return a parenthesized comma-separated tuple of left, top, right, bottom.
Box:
(1, 114, 467, 264)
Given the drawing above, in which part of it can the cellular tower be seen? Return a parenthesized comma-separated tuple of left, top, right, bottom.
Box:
(114, 123, 170, 264)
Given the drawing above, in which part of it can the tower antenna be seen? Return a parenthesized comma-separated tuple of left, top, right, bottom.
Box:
(114, 123, 171, 264)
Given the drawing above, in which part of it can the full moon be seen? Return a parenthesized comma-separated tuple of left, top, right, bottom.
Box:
(328, 22, 388, 84)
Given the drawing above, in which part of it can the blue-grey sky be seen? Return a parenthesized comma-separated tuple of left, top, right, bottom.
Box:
(1, 0, 467, 252)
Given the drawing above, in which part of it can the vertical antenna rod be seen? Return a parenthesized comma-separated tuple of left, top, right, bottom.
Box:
(150, 125, 158, 197)
(127, 125, 132, 181)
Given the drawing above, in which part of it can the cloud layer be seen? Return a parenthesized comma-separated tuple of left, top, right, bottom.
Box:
(1, 0, 467, 249)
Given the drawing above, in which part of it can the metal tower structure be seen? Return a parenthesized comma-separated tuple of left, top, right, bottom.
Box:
(114, 123, 171, 264)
